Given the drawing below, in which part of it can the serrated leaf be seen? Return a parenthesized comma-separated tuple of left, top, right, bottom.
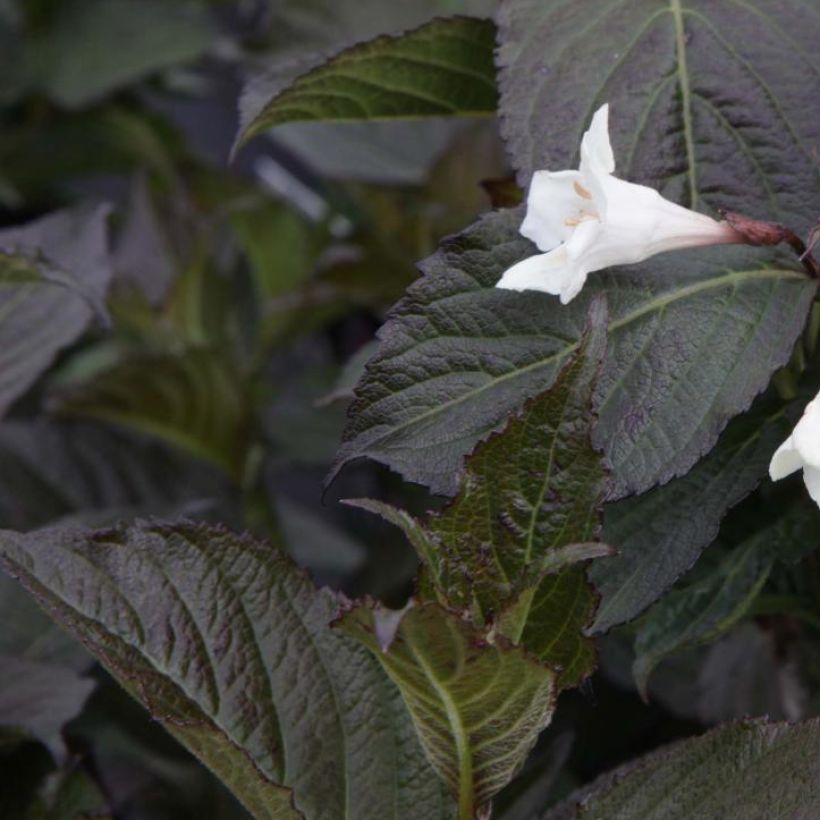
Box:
(590, 397, 795, 633)
(0, 205, 113, 418)
(0, 521, 453, 820)
(52, 350, 251, 480)
(496, 0, 820, 237)
(236, 17, 498, 150)
(543, 718, 820, 820)
(339, 601, 555, 818)
(332, 209, 815, 498)
(347, 303, 610, 686)
(632, 498, 820, 695)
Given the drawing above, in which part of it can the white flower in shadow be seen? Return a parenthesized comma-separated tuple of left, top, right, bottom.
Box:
(770, 395, 820, 507)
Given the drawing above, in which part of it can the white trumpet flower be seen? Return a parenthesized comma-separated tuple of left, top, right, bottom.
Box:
(497, 103, 742, 304)
(770, 395, 820, 507)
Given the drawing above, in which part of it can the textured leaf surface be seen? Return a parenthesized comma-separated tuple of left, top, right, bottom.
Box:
(497, 0, 820, 237)
(0, 205, 112, 418)
(236, 17, 498, 149)
(543, 719, 820, 820)
(333, 209, 814, 498)
(632, 498, 820, 695)
(339, 601, 555, 817)
(53, 350, 251, 480)
(348, 307, 609, 686)
(0, 522, 452, 820)
(590, 398, 794, 632)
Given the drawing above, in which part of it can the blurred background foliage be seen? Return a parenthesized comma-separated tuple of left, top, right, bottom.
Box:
(0, 1, 817, 818)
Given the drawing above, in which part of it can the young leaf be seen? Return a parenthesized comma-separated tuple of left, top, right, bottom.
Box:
(590, 397, 795, 632)
(339, 601, 555, 819)
(0, 521, 452, 820)
(332, 209, 815, 498)
(496, 0, 820, 237)
(632, 498, 820, 696)
(236, 16, 498, 150)
(0, 205, 112, 418)
(543, 718, 820, 819)
(348, 300, 610, 686)
(52, 350, 252, 480)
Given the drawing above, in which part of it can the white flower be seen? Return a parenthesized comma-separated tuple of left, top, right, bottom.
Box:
(769, 395, 820, 506)
(496, 103, 741, 304)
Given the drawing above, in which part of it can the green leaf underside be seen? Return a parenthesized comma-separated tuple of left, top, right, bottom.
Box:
(333, 209, 814, 499)
(591, 396, 794, 632)
(236, 16, 498, 149)
(543, 718, 820, 820)
(53, 351, 251, 480)
(632, 498, 820, 695)
(497, 0, 820, 237)
(0, 206, 112, 419)
(0, 522, 452, 820)
(339, 602, 555, 817)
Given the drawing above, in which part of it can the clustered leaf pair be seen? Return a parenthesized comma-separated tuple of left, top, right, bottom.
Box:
(498, 103, 820, 510)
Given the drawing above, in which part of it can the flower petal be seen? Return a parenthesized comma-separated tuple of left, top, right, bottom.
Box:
(792, 397, 820, 469)
(495, 244, 587, 305)
(579, 103, 615, 176)
(769, 436, 803, 481)
(520, 170, 590, 251)
(803, 465, 820, 507)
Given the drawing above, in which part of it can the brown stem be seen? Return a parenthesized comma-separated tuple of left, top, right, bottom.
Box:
(720, 210, 820, 280)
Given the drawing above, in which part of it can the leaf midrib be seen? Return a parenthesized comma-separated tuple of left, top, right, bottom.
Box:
(362, 267, 802, 449)
(406, 631, 474, 819)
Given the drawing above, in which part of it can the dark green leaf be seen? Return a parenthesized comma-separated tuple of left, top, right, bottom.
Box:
(632, 498, 820, 695)
(339, 600, 555, 817)
(33, 0, 214, 107)
(347, 303, 610, 686)
(0, 205, 113, 418)
(543, 718, 820, 820)
(496, 0, 820, 237)
(0, 521, 452, 820)
(52, 350, 252, 480)
(0, 656, 94, 761)
(236, 17, 498, 150)
(0, 419, 227, 531)
(590, 398, 794, 633)
(332, 209, 814, 498)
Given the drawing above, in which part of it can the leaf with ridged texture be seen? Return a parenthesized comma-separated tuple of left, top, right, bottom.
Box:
(0, 205, 112, 418)
(632, 498, 820, 696)
(52, 350, 251, 480)
(590, 397, 795, 633)
(0, 522, 453, 820)
(236, 17, 498, 150)
(339, 601, 555, 819)
(347, 304, 609, 687)
(332, 208, 815, 498)
(542, 718, 820, 820)
(496, 0, 820, 238)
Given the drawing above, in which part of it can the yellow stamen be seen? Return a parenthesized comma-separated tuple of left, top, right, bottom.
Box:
(574, 181, 593, 200)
